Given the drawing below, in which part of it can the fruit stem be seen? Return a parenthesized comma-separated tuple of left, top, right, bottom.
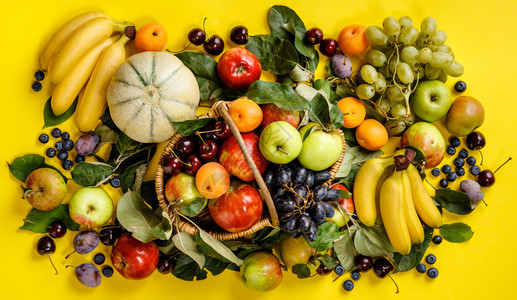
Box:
(277, 147, 290, 156)
(195, 131, 208, 146)
(494, 157, 512, 174)
(479, 149, 484, 165)
(170, 150, 191, 167)
(165, 42, 192, 54)
(65, 250, 76, 260)
(48, 254, 58, 275)
(388, 274, 400, 293)
(22, 218, 51, 228)
(424, 178, 437, 190)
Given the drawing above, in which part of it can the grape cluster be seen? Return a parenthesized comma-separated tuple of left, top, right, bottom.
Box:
(263, 162, 340, 242)
(354, 17, 464, 135)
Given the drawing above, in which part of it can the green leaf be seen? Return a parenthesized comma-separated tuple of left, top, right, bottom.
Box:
(335, 145, 384, 178)
(8, 154, 67, 183)
(329, 104, 344, 129)
(309, 93, 330, 125)
(116, 190, 162, 243)
(42, 97, 78, 129)
(338, 165, 360, 190)
(247, 80, 311, 111)
(204, 256, 230, 276)
(151, 209, 173, 241)
(245, 35, 298, 75)
(71, 161, 114, 186)
(434, 189, 474, 215)
(281, 22, 319, 70)
(172, 232, 205, 269)
(19, 204, 80, 233)
(354, 229, 391, 257)
(393, 226, 434, 272)
(269, 5, 306, 41)
(172, 118, 215, 137)
(440, 222, 474, 243)
(120, 161, 146, 193)
(180, 198, 207, 217)
(333, 225, 358, 272)
(175, 51, 224, 101)
(94, 125, 119, 154)
(172, 254, 208, 281)
(309, 222, 345, 252)
(116, 133, 141, 159)
(362, 225, 396, 252)
(316, 253, 339, 269)
(313, 79, 332, 100)
(197, 229, 243, 266)
(292, 264, 311, 279)
(335, 84, 356, 98)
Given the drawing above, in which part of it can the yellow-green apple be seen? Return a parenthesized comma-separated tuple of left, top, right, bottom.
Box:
(69, 187, 113, 227)
(259, 121, 302, 164)
(23, 168, 66, 211)
(165, 172, 206, 217)
(219, 133, 268, 181)
(445, 96, 485, 136)
(297, 123, 343, 171)
(400, 122, 446, 168)
(261, 103, 301, 129)
(240, 251, 283, 291)
(411, 80, 452, 122)
(110, 232, 159, 280)
(278, 234, 316, 269)
(217, 47, 261, 91)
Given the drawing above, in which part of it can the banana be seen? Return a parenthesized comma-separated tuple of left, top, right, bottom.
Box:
(50, 36, 118, 116)
(401, 170, 425, 243)
(75, 34, 130, 132)
(406, 164, 443, 228)
(39, 11, 108, 72)
(48, 17, 125, 84)
(373, 164, 395, 225)
(380, 171, 412, 255)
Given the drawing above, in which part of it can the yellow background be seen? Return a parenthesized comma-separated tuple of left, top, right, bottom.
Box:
(1, 0, 516, 299)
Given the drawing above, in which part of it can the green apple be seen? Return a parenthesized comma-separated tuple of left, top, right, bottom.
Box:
(445, 96, 485, 136)
(240, 251, 283, 292)
(69, 187, 113, 227)
(259, 121, 302, 164)
(410, 80, 452, 122)
(297, 123, 343, 171)
(164, 172, 207, 217)
(23, 168, 67, 211)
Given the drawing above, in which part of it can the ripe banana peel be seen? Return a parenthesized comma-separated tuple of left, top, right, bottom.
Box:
(401, 170, 425, 243)
(406, 164, 443, 228)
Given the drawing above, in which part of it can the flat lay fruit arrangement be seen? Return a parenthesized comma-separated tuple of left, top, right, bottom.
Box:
(10, 4, 512, 293)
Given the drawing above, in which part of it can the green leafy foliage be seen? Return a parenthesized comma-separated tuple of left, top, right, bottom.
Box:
(71, 162, 113, 186)
(309, 222, 345, 251)
(333, 226, 358, 272)
(247, 80, 311, 111)
(116, 133, 141, 160)
(120, 161, 146, 193)
(172, 118, 215, 137)
(204, 256, 230, 276)
(173, 232, 206, 269)
(245, 35, 298, 75)
(8, 154, 67, 183)
(440, 222, 474, 243)
(292, 264, 311, 279)
(19, 204, 80, 233)
(434, 188, 474, 215)
(393, 226, 434, 272)
(335, 145, 384, 178)
(172, 254, 208, 281)
(42, 97, 78, 128)
(197, 230, 243, 266)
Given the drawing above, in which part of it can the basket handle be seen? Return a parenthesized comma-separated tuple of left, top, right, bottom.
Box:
(215, 102, 279, 228)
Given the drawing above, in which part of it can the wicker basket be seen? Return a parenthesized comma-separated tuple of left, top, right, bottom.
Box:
(155, 100, 346, 240)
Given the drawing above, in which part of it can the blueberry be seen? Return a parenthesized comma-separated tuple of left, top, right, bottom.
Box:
(439, 179, 448, 188)
(453, 157, 465, 168)
(466, 156, 476, 166)
(62, 159, 73, 170)
(34, 70, 45, 81)
(432, 235, 443, 244)
(454, 80, 467, 93)
(416, 263, 427, 273)
(441, 164, 452, 174)
(38, 133, 49, 143)
(31, 81, 42, 92)
(425, 254, 437, 264)
(343, 279, 354, 291)
(334, 264, 345, 276)
(61, 132, 70, 140)
(351, 271, 361, 281)
(446, 146, 456, 156)
(102, 265, 114, 277)
(54, 141, 64, 151)
(470, 165, 481, 176)
(75, 155, 85, 163)
(431, 168, 441, 177)
(110, 176, 121, 188)
(93, 253, 105, 265)
(456, 167, 465, 176)
(51, 128, 62, 138)
(57, 150, 69, 161)
(63, 139, 74, 151)
(446, 172, 457, 182)
(45, 148, 57, 158)
(427, 267, 439, 279)
(449, 136, 461, 147)
(458, 149, 469, 159)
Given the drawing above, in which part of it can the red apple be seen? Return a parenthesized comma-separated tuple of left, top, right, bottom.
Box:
(400, 122, 446, 168)
(260, 103, 301, 129)
(110, 232, 159, 280)
(332, 183, 354, 213)
(240, 251, 283, 292)
(217, 47, 261, 91)
(208, 182, 263, 233)
(219, 132, 268, 182)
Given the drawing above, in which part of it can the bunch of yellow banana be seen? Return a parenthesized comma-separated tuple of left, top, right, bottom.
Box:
(353, 152, 442, 255)
(39, 11, 133, 132)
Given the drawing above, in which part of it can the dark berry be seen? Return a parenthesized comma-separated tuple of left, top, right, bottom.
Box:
(63, 139, 74, 151)
(446, 172, 457, 182)
(305, 27, 324, 45)
(453, 157, 465, 168)
(48, 220, 67, 238)
(51, 128, 61, 138)
(355, 255, 373, 272)
(456, 167, 465, 176)
(458, 149, 469, 159)
(343, 279, 354, 291)
(75, 155, 85, 163)
(351, 271, 361, 281)
(449, 136, 461, 147)
(477, 170, 495, 187)
(319, 39, 338, 56)
(57, 150, 68, 161)
(32, 81, 42, 92)
(470, 165, 481, 176)
(454, 80, 467, 93)
(110, 176, 121, 188)
(425, 254, 437, 264)
(93, 253, 105, 265)
(37, 236, 56, 255)
(61, 132, 70, 140)
(230, 26, 248, 45)
(439, 178, 448, 188)
(188, 28, 206, 46)
(427, 267, 439, 278)
(35, 70, 45, 81)
(431, 168, 441, 177)
(102, 265, 114, 277)
(466, 131, 486, 150)
(466, 156, 476, 166)
(39, 133, 49, 143)
(334, 264, 345, 276)
(373, 258, 393, 278)
(62, 159, 73, 170)
(446, 146, 456, 156)
(432, 235, 443, 244)
(441, 164, 452, 174)
(316, 264, 333, 276)
(99, 226, 123, 246)
(416, 263, 426, 273)
(54, 141, 64, 151)
(203, 35, 224, 55)
(157, 256, 175, 274)
(46, 148, 57, 158)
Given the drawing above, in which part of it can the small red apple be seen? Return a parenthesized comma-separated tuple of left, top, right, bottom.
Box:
(240, 251, 283, 292)
(208, 182, 263, 233)
(260, 103, 301, 129)
(332, 183, 354, 213)
(218, 132, 268, 182)
(400, 122, 446, 168)
(110, 232, 159, 280)
(217, 47, 261, 91)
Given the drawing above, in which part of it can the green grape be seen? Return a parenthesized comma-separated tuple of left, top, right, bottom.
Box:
(356, 84, 376, 100)
(396, 62, 415, 84)
(435, 44, 454, 58)
(378, 65, 389, 78)
(420, 17, 438, 36)
(360, 65, 378, 84)
(415, 35, 428, 49)
(370, 42, 390, 52)
(374, 73, 387, 93)
(388, 58, 399, 74)
(416, 65, 425, 79)
(430, 30, 447, 46)
(418, 47, 433, 64)
(384, 119, 406, 136)
(444, 60, 464, 77)
(399, 26, 419, 45)
(438, 69, 448, 83)
(376, 97, 391, 115)
(386, 86, 405, 102)
(429, 52, 454, 68)
(402, 112, 416, 126)
(424, 64, 441, 80)
(401, 46, 419, 66)
(365, 26, 389, 45)
(398, 16, 413, 29)
(383, 17, 401, 38)
(366, 49, 387, 67)
(390, 104, 407, 118)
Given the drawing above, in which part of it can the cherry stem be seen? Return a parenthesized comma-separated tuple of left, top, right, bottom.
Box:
(65, 250, 76, 260)
(388, 274, 400, 294)
(22, 218, 51, 229)
(482, 200, 488, 207)
(170, 150, 191, 167)
(479, 149, 484, 165)
(424, 178, 437, 190)
(165, 42, 192, 54)
(194, 131, 208, 146)
(202, 17, 208, 37)
(48, 254, 58, 275)
(494, 157, 512, 174)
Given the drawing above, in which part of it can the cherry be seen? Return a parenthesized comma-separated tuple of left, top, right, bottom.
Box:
(319, 39, 338, 57)
(48, 220, 67, 238)
(37, 236, 58, 275)
(176, 137, 197, 158)
(162, 155, 183, 175)
(355, 255, 373, 272)
(184, 154, 202, 175)
(230, 26, 248, 45)
(316, 264, 333, 276)
(466, 131, 486, 150)
(157, 256, 175, 274)
(199, 140, 219, 160)
(99, 225, 123, 246)
(213, 121, 232, 140)
(477, 157, 511, 187)
(188, 28, 206, 46)
(373, 258, 393, 278)
(203, 35, 225, 55)
(305, 27, 324, 45)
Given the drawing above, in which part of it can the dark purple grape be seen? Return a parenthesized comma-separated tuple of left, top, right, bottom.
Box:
(276, 199, 295, 213)
(298, 214, 311, 234)
(293, 186, 307, 198)
(74, 263, 101, 287)
(271, 187, 286, 201)
(323, 188, 340, 202)
(75, 133, 100, 156)
(303, 223, 318, 242)
(311, 202, 326, 224)
(37, 236, 56, 255)
(291, 229, 302, 238)
(284, 217, 298, 232)
(188, 28, 206, 46)
(99, 226, 123, 246)
(275, 166, 291, 186)
(263, 170, 275, 187)
(293, 167, 308, 185)
(48, 220, 67, 238)
(73, 231, 100, 254)
(203, 35, 224, 55)
(314, 170, 332, 185)
(316, 264, 332, 276)
(278, 211, 294, 221)
(230, 26, 248, 45)
(321, 202, 335, 218)
(305, 27, 324, 45)
(304, 170, 314, 188)
(312, 185, 327, 202)
(157, 256, 175, 274)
